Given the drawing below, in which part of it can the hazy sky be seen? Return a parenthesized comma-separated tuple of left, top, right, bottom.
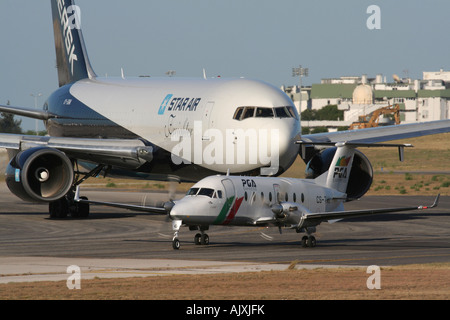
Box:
(1, 0, 450, 130)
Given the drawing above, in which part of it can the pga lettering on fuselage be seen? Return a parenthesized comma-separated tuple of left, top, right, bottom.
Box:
(242, 179, 257, 189)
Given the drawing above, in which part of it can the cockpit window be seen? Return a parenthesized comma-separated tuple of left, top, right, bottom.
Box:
(274, 107, 291, 118)
(197, 188, 215, 198)
(242, 107, 255, 120)
(233, 106, 297, 121)
(256, 107, 274, 118)
(286, 106, 299, 119)
(187, 188, 199, 196)
(233, 107, 244, 120)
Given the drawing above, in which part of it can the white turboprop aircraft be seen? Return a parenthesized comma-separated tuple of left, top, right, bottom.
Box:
(75, 142, 439, 249)
(0, 0, 449, 223)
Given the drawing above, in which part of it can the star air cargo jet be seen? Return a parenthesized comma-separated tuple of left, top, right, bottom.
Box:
(75, 142, 439, 249)
(0, 0, 449, 220)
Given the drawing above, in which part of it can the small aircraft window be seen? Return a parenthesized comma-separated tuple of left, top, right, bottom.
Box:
(198, 188, 215, 198)
(244, 191, 248, 201)
(255, 107, 274, 118)
(301, 193, 305, 203)
(242, 107, 255, 120)
(233, 107, 244, 120)
(285, 193, 289, 202)
(187, 188, 199, 196)
(261, 192, 264, 202)
(217, 190, 223, 199)
(293, 193, 297, 202)
(269, 192, 272, 202)
(274, 107, 291, 118)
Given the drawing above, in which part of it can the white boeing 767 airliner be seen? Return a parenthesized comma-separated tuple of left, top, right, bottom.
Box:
(0, 0, 449, 221)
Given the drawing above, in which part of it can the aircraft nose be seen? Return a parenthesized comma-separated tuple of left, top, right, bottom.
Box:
(169, 198, 194, 221)
(262, 119, 300, 175)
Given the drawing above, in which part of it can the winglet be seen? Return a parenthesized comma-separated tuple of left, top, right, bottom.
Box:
(431, 194, 440, 208)
(419, 194, 440, 210)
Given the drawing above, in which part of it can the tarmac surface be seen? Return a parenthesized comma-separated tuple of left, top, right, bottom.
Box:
(0, 184, 449, 283)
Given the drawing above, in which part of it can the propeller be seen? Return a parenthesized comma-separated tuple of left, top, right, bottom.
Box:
(145, 176, 180, 238)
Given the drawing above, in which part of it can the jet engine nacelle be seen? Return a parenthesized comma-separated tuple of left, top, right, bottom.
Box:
(305, 147, 373, 200)
(5, 147, 74, 203)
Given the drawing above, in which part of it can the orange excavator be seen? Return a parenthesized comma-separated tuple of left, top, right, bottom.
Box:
(349, 104, 401, 130)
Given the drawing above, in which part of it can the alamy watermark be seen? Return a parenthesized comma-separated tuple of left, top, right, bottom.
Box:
(366, 265, 381, 290)
(366, 5, 381, 30)
(170, 121, 280, 175)
(67, 265, 81, 290)
(57, 1, 82, 30)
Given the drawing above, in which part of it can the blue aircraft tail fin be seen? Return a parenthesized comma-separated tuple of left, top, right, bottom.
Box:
(51, 0, 96, 87)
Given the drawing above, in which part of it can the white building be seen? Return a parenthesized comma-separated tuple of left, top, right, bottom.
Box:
(285, 71, 450, 126)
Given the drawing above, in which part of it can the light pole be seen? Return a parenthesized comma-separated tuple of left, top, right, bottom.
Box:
(30, 93, 42, 135)
(292, 65, 308, 113)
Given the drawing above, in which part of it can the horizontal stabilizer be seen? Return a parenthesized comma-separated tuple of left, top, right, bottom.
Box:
(0, 104, 58, 120)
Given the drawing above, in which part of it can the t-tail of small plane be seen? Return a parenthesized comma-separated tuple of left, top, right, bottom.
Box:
(51, 0, 96, 87)
(309, 141, 413, 198)
(313, 144, 356, 196)
(324, 144, 356, 194)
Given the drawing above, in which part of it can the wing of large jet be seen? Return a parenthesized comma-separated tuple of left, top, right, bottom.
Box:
(0, 133, 153, 169)
(303, 119, 450, 144)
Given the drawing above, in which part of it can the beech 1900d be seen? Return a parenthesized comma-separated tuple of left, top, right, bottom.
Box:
(75, 143, 439, 249)
(0, 0, 449, 221)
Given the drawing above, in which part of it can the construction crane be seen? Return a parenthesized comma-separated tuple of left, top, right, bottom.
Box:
(349, 104, 401, 130)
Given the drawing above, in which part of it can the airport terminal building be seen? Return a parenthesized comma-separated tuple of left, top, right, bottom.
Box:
(284, 69, 450, 129)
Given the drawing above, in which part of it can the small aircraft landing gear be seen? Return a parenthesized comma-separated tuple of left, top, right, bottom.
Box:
(172, 236, 180, 250)
(172, 220, 183, 250)
(194, 232, 209, 245)
(301, 235, 316, 248)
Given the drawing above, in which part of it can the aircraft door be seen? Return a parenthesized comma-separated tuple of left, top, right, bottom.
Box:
(273, 184, 280, 204)
(221, 179, 235, 200)
(202, 101, 215, 130)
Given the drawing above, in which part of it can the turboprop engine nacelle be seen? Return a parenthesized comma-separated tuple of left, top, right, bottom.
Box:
(5, 147, 74, 203)
(305, 147, 373, 200)
(271, 202, 310, 225)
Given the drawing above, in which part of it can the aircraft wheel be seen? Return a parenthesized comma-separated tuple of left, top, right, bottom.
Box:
(201, 234, 209, 245)
(49, 198, 69, 219)
(301, 236, 308, 248)
(76, 196, 90, 218)
(307, 236, 316, 248)
(172, 238, 180, 250)
(194, 233, 202, 245)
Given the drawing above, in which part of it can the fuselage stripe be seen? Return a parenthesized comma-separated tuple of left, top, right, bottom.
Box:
(222, 197, 244, 225)
(213, 196, 235, 224)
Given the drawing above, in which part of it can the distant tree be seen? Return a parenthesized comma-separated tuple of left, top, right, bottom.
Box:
(24, 130, 47, 136)
(301, 105, 344, 121)
(0, 101, 22, 133)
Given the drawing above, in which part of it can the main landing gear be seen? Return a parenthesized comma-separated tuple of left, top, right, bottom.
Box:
(48, 163, 107, 219)
(172, 223, 210, 250)
(301, 235, 317, 248)
(297, 227, 317, 248)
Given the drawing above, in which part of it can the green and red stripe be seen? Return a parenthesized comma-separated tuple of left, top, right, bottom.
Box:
(213, 196, 244, 225)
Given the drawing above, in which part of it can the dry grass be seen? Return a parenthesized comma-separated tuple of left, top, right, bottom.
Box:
(1, 263, 449, 300)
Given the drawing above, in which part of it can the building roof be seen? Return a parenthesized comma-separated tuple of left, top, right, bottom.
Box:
(310, 84, 356, 99)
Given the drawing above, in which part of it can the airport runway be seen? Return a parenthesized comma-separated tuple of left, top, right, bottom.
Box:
(0, 183, 449, 282)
